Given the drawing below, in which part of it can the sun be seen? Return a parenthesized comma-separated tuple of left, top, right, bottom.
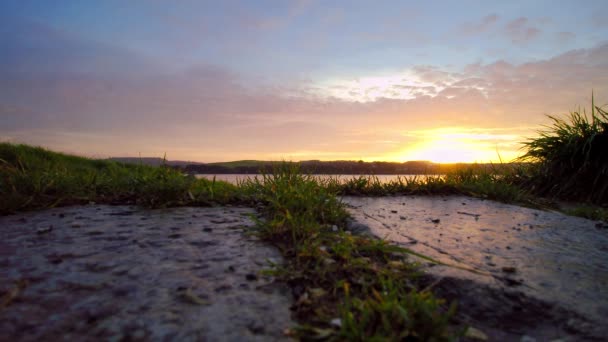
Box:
(396, 128, 521, 163)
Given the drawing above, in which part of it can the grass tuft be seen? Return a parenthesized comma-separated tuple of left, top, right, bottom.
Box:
(520, 96, 608, 204)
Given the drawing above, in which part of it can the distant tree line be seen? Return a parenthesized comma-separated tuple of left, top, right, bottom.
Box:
(177, 160, 515, 175)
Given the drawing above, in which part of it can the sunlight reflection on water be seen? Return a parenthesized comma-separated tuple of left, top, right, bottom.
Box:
(194, 174, 442, 184)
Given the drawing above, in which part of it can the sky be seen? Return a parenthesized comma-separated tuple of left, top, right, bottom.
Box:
(1, 0, 608, 163)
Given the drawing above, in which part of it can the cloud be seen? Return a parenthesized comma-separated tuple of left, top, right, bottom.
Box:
(460, 14, 500, 35)
(555, 31, 576, 43)
(504, 17, 541, 44)
(1, 13, 608, 162)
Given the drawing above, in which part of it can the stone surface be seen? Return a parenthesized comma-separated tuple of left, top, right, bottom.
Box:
(0, 205, 293, 341)
(344, 195, 608, 341)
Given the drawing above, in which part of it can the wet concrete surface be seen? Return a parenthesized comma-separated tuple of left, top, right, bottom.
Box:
(344, 195, 608, 341)
(0, 205, 293, 341)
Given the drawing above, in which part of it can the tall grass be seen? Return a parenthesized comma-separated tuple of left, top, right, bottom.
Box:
(0, 143, 241, 214)
(239, 164, 347, 243)
(319, 167, 534, 206)
(520, 97, 608, 204)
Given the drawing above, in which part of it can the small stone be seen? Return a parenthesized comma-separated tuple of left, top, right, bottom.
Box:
(36, 225, 53, 234)
(132, 329, 146, 339)
(331, 225, 338, 232)
(247, 321, 265, 334)
(388, 260, 405, 268)
(245, 273, 258, 281)
(565, 318, 593, 333)
(520, 335, 536, 342)
(502, 266, 517, 273)
(322, 258, 336, 266)
(309, 288, 327, 298)
(465, 326, 488, 340)
(203, 227, 213, 232)
(330, 318, 342, 328)
(214, 284, 233, 293)
(431, 219, 440, 224)
(390, 210, 398, 213)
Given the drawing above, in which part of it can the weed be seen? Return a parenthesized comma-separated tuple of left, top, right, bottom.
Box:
(565, 205, 608, 222)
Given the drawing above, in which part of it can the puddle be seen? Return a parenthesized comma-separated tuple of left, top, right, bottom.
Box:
(344, 195, 608, 338)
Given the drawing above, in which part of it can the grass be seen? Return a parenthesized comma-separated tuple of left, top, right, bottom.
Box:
(240, 164, 460, 340)
(0, 143, 242, 214)
(319, 165, 536, 207)
(520, 95, 608, 204)
(564, 205, 608, 223)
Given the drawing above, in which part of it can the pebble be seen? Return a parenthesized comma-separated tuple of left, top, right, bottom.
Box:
(502, 266, 517, 273)
(330, 318, 342, 328)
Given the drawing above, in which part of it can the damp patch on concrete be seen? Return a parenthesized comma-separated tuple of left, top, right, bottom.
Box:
(344, 195, 608, 340)
(0, 205, 293, 341)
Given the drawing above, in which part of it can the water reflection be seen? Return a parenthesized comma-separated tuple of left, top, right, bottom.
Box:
(195, 174, 440, 184)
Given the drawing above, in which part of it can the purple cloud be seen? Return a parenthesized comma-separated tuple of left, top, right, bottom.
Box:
(504, 17, 541, 44)
(461, 14, 500, 35)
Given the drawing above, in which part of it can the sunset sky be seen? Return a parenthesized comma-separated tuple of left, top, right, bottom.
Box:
(2, 1, 608, 163)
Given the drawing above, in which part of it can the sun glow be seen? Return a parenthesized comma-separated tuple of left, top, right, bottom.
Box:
(396, 128, 522, 163)
(316, 70, 440, 102)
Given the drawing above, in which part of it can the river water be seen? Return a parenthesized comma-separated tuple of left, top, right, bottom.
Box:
(195, 174, 438, 184)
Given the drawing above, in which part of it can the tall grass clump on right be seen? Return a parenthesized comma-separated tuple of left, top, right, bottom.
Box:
(521, 96, 608, 204)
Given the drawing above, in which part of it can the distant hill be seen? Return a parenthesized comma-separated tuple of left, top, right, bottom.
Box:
(109, 157, 521, 175)
(206, 160, 281, 168)
(108, 157, 202, 167)
(184, 160, 457, 175)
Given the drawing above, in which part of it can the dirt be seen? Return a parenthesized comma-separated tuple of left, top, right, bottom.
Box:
(0, 205, 294, 341)
(344, 195, 608, 341)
